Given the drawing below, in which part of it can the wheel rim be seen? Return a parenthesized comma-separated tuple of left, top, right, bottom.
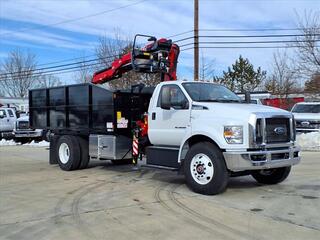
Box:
(190, 153, 214, 185)
(59, 143, 70, 164)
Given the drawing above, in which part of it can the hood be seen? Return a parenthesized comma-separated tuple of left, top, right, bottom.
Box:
(193, 102, 289, 119)
(17, 115, 29, 122)
(292, 112, 320, 121)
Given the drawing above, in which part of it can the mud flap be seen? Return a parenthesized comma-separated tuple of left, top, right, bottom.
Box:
(49, 135, 59, 164)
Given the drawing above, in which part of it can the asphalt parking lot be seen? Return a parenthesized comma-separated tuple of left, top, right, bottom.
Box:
(0, 146, 319, 240)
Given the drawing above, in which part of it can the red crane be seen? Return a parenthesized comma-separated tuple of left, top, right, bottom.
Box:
(92, 34, 180, 84)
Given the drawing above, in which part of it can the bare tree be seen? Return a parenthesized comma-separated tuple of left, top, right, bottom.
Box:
(200, 51, 215, 81)
(37, 75, 62, 88)
(305, 72, 320, 93)
(265, 50, 299, 96)
(73, 56, 93, 84)
(294, 11, 320, 77)
(95, 29, 161, 89)
(0, 49, 38, 98)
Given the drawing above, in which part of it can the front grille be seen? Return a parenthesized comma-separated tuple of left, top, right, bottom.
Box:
(296, 120, 320, 129)
(255, 117, 291, 144)
(265, 118, 290, 143)
(18, 121, 30, 130)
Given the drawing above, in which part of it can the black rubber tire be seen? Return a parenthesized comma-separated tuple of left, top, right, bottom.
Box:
(111, 159, 132, 165)
(56, 135, 81, 171)
(15, 138, 31, 144)
(78, 137, 89, 169)
(184, 142, 229, 195)
(251, 167, 291, 184)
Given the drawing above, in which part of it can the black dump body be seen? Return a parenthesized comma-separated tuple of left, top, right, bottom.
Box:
(29, 83, 153, 138)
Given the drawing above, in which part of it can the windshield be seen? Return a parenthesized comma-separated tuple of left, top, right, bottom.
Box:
(292, 104, 320, 113)
(182, 82, 241, 102)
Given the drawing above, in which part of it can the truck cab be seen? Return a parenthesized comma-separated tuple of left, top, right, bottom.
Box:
(146, 81, 300, 194)
(14, 115, 46, 144)
(0, 107, 17, 139)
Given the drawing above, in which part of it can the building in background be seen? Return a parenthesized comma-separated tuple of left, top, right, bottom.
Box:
(0, 97, 28, 113)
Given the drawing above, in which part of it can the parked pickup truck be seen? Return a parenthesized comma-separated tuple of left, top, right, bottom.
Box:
(14, 115, 46, 144)
(30, 81, 301, 195)
(0, 107, 17, 139)
(291, 102, 320, 133)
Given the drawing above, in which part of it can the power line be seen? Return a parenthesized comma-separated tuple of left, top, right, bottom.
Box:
(0, 61, 100, 82)
(0, 0, 149, 36)
(174, 33, 320, 43)
(0, 34, 192, 77)
(0, 54, 119, 78)
(199, 27, 320, 32)
(26, 31, 192, 68)
(166, 30, 194, 38)
(37, 54, 97, 67)
(180, 45, 316, 51)
(179, 39, 320, 48)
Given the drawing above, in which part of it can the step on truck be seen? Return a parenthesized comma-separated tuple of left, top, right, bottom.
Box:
(29, 35, 301, 195)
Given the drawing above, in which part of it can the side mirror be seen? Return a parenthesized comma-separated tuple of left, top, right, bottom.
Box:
(0, 111, 5, 118)
(160, 88, 171, 110)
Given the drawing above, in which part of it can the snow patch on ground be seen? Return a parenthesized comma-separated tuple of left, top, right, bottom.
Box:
(23, 140, 49, 147)
(0, 139, 20, 146)
(296, 132, 320, 151)
(0, 139, 49, 147)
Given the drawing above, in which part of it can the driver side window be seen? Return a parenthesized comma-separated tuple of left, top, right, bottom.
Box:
(157, 85, 189, 110)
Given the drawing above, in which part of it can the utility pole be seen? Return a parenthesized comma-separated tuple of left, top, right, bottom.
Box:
(194, 0, 199, 81)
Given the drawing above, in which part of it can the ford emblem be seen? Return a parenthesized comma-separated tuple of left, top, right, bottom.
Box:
(274, 127, 285, 135)
(301, 121, 310, 126)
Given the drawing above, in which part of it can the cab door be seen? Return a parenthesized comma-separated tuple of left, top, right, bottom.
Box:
(6, 109, 16, 130)
(0, 109, 10, 131)
(148, 85, 190, 146)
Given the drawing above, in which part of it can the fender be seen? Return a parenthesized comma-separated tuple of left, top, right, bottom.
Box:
(178, 130, 224, 163)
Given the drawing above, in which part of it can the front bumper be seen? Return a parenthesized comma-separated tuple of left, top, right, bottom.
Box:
(296, 128, 320, 133)
(223, 146, 301, 172)
(14, 130, 43, 138)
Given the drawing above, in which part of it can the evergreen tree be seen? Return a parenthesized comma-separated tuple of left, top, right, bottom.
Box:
(214, 55, 266, 92)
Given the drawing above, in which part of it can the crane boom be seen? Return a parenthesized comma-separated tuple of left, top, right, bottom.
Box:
(92, 35, 180, 84)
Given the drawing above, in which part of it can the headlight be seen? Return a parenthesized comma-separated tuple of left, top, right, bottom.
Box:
(224, 126, 243, 144)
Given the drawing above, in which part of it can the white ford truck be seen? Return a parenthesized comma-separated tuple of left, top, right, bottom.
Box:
(0, 107, 17, 139)
(29, 81, 301, 195)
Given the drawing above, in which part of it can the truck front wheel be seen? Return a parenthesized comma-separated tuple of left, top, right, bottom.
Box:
(184, 142, 229, 195)
(251, 167, 291, 184)
(56, 135, 81, 171)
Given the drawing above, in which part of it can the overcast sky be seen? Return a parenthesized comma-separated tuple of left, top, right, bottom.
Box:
(0, 0, 319, 83)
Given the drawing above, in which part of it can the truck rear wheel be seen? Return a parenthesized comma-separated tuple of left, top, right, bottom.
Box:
(56, 135, 81, 171)
(184, 142, 228, 195)
(78, 137, 89, 169)
(251, 167, 291, 184)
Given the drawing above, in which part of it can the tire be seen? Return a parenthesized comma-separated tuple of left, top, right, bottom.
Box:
(78, 137, 89, 169)
(111, 159, 132, 165)
(56, 135, 81, 171)
(15, 138, 31, 144)
(251, 167, 291, 184)
(184, 142, 229, 195)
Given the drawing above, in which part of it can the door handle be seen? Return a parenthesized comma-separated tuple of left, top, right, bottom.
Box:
(152, 112, 156, 120)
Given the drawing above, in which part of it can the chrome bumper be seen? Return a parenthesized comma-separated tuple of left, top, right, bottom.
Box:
(223, 146, 301, 172)
(296, 128, 320, 133)
(14, 130, 42, 138)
